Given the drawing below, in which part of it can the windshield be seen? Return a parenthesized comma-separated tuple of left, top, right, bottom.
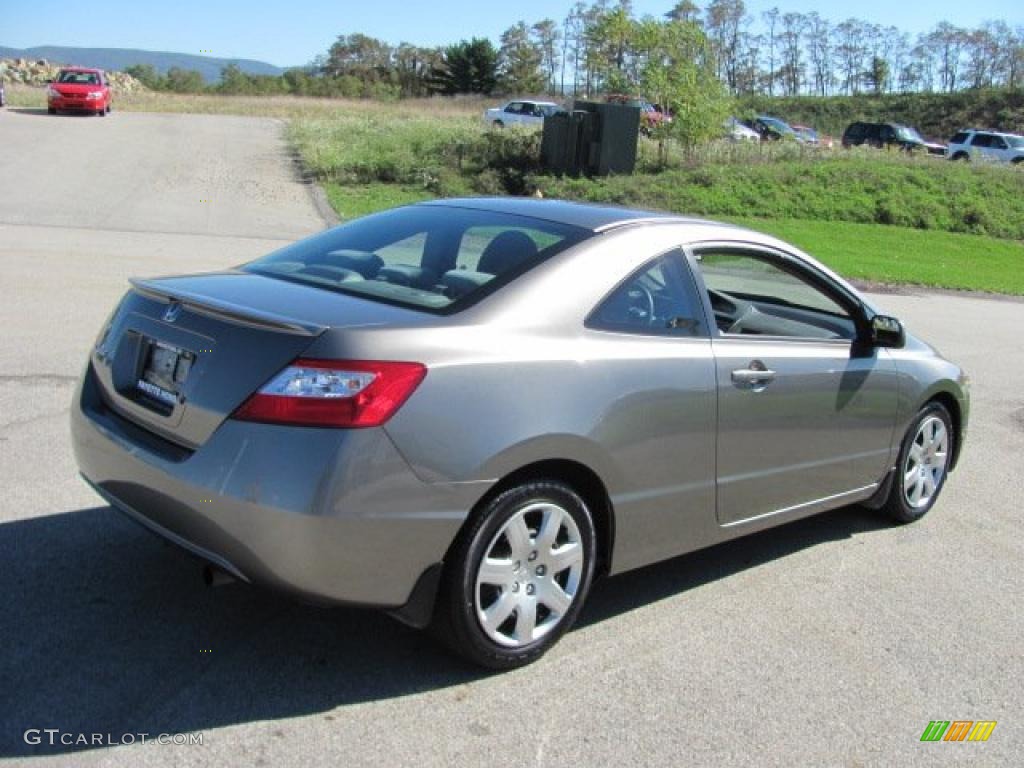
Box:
(1005, 135, 1024, 148)
(245, 206, 591, 313)
(761, 117, 793, 134)
(57, 71, 100, 85)
(896, 125, 924, 143)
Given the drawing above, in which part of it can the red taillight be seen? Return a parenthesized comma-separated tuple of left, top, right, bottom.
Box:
(232, 359, 426, 428)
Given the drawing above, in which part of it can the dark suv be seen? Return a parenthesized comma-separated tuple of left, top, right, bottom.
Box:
(842, 122, 945, 155)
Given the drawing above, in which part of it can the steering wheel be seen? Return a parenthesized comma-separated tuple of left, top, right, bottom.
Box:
(726, 304, 759, 335)
(624, 282, 656, 326)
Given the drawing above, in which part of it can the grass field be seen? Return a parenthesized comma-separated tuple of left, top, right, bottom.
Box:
(727, 218, 1024, 295)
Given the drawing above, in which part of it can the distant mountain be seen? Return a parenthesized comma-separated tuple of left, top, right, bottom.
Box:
(0, 45, 289, 82)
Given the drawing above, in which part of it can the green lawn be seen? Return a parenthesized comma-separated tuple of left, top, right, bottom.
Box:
(324, 183, 436, 218)
(727, 217, 1024, 295)
(319, 182, 1024, 295)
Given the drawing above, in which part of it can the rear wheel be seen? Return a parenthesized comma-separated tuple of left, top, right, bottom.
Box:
(47, 107, 57, 115)
(952, 152, 969, 161)
(880, 402, 954, 524)
(432, 480, 596, 668)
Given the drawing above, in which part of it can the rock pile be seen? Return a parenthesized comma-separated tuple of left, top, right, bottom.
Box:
(0, 58, 146, 92)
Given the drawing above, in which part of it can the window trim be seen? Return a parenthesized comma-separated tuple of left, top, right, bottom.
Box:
(683, 241, 871, 345)
(584, 247, 710, 339)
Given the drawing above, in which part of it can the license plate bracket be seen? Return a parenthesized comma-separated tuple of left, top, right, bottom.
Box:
(136, 339, 194, 409)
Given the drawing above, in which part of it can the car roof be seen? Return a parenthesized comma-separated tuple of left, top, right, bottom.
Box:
(418, 197, 724, 233)
(60, 67, 103, 73)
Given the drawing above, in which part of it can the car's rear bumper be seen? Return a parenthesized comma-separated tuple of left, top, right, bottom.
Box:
(71, 363, 487, 610)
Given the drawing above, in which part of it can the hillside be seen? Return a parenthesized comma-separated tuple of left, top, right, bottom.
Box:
(0, 45, 286, 82)
(738, 90, 1024, 142)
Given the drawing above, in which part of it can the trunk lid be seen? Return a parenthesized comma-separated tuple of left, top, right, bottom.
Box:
(90, 270, 419, 448)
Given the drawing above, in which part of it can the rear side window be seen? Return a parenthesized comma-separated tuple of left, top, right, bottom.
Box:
(971, 134, 992, 148)
(950, 132, 969, 145)
(245, 206, 590, 313)
(587, 250, 706, 337)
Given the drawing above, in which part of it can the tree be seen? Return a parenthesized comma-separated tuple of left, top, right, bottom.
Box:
(805, 13, 832, 96)
(705, 0, 747, 92)
(927, 22, 966, 92)
(498, 22, 545, 93)
(762, 7, 780, 96)
(393, 43, 437, 98)
(633, 19, 733, 152)
(834, 18, 867, 94)
(164, 67, 204, 93)
(326, 34, 393, 77)
(532, 19, 561, 93)
(428, 38, 498, 95)
(665, 1, 701, 24)
(561, 4, 586, 95)
(123, 63, 163, 90)
(588, 6, 635, 91)
(219, 63, 251, 94)
(866, 56, 889, 94)
(778, 12, 805, 95)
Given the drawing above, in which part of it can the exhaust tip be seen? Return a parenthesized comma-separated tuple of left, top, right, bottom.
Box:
(202, 564, 235, 588)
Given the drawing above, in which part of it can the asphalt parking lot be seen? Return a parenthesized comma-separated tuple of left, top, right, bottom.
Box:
(0, 107, 1020, 767)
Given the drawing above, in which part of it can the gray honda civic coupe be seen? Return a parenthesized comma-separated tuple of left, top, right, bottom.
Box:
(72, 198, 968, 668)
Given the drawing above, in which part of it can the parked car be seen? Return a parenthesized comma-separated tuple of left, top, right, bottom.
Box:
(484, 100, 562, 128)
(606, 94, 672, 134)
(747, 115, 802, 142)
(842, 121, 944, 156)
(0, 78, 5, 108)
(947, 129, 1024, 164)
(46, 67, 112, 116)
(72, 198, 968, 669)
(724, 117, 760, 142)
(792, 124, 834, 149)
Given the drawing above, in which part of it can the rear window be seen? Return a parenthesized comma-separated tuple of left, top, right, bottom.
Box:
(244, 206, 591, 313)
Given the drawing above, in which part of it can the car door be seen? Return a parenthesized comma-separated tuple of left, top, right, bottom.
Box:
(687, 244, 899, 526)
(584, 248, 717, 569)
(988, 135, 1010, 163)
(969, 133, 992, 160)
(502, 102, 523, 124)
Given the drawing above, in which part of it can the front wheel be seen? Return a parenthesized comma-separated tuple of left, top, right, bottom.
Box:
(432, 480, 596, 669)
(47, 107, 57, 115)
(880, 402, 954, 524)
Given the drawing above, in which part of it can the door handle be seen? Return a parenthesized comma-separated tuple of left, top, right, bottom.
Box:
(731, 365, 776, 385)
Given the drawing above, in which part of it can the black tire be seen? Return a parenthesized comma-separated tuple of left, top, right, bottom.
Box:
(47, 107, 57, 115)
(432, 479, 596, 669)
(106, 104, 112, 114)
(492, 120, 504, 128)
(97, 109, 105, 117)
(952, 152, 969, 161)
(880, 402, 954, 524)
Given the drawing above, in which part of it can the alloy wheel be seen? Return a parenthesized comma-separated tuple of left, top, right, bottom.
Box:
(903, 415, 949, 509)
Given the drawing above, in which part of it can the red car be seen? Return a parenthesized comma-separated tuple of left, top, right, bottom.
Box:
(46, 68, 112, 116)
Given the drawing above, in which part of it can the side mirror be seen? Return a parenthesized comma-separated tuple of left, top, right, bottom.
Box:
(45, 79, 54, 84)
(870, 315, 905, 348)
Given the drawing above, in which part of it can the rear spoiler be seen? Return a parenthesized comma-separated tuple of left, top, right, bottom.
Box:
(129, 278, 326, 337)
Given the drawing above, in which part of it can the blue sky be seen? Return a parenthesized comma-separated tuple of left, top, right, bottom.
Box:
(2, 0, 1020, 67)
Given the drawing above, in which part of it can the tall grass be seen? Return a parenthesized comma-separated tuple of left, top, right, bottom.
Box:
(536, 152, 1024, 240)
